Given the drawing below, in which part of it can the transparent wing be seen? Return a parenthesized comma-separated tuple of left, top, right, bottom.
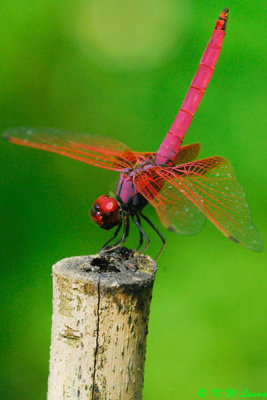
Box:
(175, 143, 201, 165)
(134, 166, 205, 235)
(149, 186, 206, 235)
(134, 143, 201, 165)
(3, 127, 137, 171)
(134, 156, 263, 251)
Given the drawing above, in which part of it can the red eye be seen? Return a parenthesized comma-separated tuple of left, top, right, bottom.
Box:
(91, 195, 121, 230)
(91, 210, 103, 225)
(93, 194, 108, 208)
(100, 198, 118, 214)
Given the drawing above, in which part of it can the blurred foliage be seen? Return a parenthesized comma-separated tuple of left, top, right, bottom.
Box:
(0, 1, 266, 399)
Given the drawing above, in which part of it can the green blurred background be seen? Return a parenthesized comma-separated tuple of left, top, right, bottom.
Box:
(1, 1, 266, 399)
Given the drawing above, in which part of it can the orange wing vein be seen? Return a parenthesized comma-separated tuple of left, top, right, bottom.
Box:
(3, 128, 137, 171)
(134, 156, 263, 251)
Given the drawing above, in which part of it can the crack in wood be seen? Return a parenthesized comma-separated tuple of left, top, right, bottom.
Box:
(92, 277, 101, 400)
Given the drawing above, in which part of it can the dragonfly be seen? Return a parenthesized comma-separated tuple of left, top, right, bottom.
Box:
(3, 9, 263, 258)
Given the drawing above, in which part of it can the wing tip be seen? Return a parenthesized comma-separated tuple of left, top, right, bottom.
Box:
(229, 234, 264, 253)
(2, 131, 11, 142)
(251, 237, 264, 253)
(2, 127, 25, 142)
(248, 242, 264, 253)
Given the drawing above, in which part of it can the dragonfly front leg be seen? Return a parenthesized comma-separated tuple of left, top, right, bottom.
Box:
(101, 221, 122, 250)
(140, 212, 166, 259)
(104, 216, 130, 252)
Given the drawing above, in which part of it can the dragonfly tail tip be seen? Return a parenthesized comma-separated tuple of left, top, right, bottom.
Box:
(216, 8, 229, 31)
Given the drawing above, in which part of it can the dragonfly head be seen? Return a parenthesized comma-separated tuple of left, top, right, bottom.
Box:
(91, 195, 121, 230)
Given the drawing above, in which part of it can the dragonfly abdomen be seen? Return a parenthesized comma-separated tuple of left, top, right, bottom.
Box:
(156, 8, 229, 166)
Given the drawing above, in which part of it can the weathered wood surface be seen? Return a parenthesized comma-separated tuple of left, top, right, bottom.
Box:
(47, 249, 157, 400)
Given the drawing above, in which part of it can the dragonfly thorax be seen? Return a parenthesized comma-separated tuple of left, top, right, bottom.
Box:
(91, 195, 121, 230)
(116, 167, 151, 211)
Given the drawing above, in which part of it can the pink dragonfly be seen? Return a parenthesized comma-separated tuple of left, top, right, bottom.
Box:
(4, 9, 263, 258)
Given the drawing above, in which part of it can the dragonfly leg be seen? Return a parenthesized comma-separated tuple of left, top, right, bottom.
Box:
(132, 215, 150, 253)
(135, 213, 144, 250)
(112, 216, 129, 246)
(139, 212, 166, 259)
(103, 216, 130, 252)
(101, 221, 122, 250)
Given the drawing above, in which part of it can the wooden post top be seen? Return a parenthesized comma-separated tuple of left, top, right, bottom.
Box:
(52, 247, 157, 290)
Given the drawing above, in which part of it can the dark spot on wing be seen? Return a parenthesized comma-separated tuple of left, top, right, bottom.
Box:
(229, 235, 240, 244)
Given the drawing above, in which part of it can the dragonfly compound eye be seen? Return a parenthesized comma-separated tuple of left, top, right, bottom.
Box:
(91, 195, 121, 230)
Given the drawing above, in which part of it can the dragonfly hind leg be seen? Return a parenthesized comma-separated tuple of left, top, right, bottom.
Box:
(135, 213, 144, 250)
(132, 215, 150, 253)
(139, 212, 166, 259)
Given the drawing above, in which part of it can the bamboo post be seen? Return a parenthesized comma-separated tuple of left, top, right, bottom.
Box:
(47, 248, 157, 400)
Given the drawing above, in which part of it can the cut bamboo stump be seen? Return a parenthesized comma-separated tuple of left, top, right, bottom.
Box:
(47, 248, 157, 400)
